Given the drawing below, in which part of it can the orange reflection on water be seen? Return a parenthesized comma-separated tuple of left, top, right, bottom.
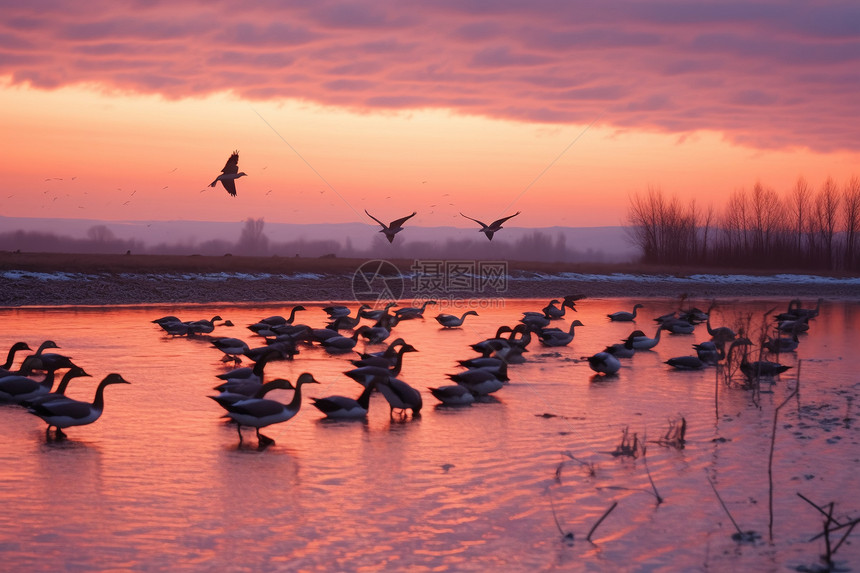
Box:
(0, 298, 858, 571)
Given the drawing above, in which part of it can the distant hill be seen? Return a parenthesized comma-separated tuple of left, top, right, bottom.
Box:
(0, 216, 636, 262)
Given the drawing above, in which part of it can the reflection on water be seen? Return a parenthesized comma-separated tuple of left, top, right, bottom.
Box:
(1, 298, 859, 571)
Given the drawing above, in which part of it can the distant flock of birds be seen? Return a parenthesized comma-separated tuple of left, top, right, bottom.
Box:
(1, 296, 818, 446)
(209, 150, 519, 241)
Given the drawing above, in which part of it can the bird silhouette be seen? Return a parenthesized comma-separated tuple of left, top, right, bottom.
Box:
(460, 211, 520, 240)
(209, 150, 247, 197)
(365, 210, 416, 243)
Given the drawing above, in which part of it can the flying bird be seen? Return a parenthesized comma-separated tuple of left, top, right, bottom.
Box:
(209, 150, 247, 197)
(460, 211, 521, 240)
(365, 210, 416, 243)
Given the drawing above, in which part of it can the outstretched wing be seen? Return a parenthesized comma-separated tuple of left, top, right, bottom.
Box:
(221, 178, 237, 197)
(490, 211, 521, 228)
(221, 151, 239, 175)
(389, 211, 417, 230)
(460, 212, 488, 228)
(365, 209, 387, 228)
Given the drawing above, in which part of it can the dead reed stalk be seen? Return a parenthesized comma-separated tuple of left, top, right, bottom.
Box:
(587, 502, 619, 543)
(768, 360, 800, 542)
(706, 472, 760, 543)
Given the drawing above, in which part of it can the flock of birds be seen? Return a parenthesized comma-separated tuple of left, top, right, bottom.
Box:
(0, 341, 130, 439)
(1, 296, 818, 446)
(209, 150, 520, 241)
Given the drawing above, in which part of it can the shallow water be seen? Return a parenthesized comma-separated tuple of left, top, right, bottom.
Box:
(1, 298, 858, 572)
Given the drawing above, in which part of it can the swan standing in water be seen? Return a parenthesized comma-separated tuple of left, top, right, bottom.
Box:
(542, 298, 577, 320)
(360, 302, 398, 322)
(706, 303, 736, 343)
(630, 325, 665, 350)
(0, 342, 31, 376)
(21, 366, 91, 408)
(0, 363, 79, 404)
(459, 211, 520, 241)
(447, 369, 505, 396)
(395, 300, 437, 320)
(365, 210, 417, 243)
(321, 330, 364, 354)
(27, 373, 130, 439)
(608, 304, 644, 322)
(665, 355, 707, 370)
(210, 378, 293, 410)
(537, 320, 584, 347)
(209, 150, 247, 197)
(693, 340, 725, 365)
(224, 372, 319, 446)
(604, 336, 636, 359)
(429, 385, 476, 405)
(587, 352, 621, 375)
(211, 337, 251, 363)
(311, 381, 376, 419)
(435, 311, 478, 328)
(777, 298, 823, 321)
(374, 376, 422, 418)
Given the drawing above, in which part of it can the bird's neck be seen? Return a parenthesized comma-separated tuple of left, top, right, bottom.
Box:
(92, 381, 111, 411)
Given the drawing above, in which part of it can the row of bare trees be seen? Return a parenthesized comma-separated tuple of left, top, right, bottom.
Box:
(627, 176, 860, 271)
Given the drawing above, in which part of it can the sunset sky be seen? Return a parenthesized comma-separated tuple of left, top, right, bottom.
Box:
(2, 1, 859, 231)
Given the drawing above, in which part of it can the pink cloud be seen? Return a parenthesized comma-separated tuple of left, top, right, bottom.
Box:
(1, 0, 858, 151)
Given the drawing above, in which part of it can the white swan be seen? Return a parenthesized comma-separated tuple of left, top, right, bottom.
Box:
(587, 352, 621, 375)
(706, 303, 736, 343)
(608, 303, 643, 322)
(224, 373, 319, 446)
(27, 373, 130, 439)
(429, 385, 475, 405)
(447, 369, 504, 396)
(374, 376, 422, 418)
(211, 337, 251, 363)
(0, 341, 31, 375)
(665, 355, 706, 370)
(630, 325, 665, 350)
(435, 311, 478, 328)
(311, 381, 375, 419)
(538, 320, 584, 347)
(395, 300, 437, 320)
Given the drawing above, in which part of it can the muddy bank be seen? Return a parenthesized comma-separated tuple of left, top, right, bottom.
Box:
(1, 252, 858, 306)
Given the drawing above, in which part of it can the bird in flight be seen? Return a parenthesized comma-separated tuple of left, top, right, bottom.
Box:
(460, 211, 521, 241)
(209, 150, 247, 197)
(365, 210, 417, 243)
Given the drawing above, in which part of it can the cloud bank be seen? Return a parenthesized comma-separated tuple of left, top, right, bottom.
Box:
(3, 1, 859, 151)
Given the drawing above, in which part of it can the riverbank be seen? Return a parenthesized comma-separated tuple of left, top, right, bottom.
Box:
(2, 251, 859, 306)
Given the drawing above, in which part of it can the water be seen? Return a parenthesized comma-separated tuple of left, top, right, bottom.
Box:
(0, 298, 858, 572)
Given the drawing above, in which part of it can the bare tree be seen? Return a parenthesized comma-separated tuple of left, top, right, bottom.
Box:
(721, 188, 750, 261)
(748, 181, 785, 261)
(236, 218, 269, 256)
(626, 187, 665, 263)
(87, 225, 116, 243)
(698, 203, 715, 263)
(844, 175, 860, 270)
(814, 177, 841, 269)
(789, 176, 812, 264)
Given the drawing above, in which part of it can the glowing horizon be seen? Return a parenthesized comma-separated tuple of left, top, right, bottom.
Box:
(2, 2, 859, 231)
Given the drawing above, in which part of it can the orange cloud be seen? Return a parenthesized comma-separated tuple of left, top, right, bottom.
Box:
(2, 1, 859, 152)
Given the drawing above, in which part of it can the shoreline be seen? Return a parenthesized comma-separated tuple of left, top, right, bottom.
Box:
(2, 251, 859, 307)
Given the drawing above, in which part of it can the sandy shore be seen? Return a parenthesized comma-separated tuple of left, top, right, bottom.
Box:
(2, 251, 859, 307)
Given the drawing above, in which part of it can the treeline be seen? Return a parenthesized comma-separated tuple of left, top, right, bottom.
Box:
(0, 225, 145, 255)
(626, 176, 860, 271)
(0, 218, 612, 263)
